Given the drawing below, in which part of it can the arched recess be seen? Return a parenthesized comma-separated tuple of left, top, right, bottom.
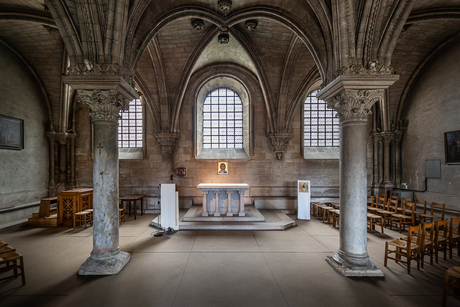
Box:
(127, 5, 329, 85)
(0, 38, 54, 131)
(183, 63, 264, 159)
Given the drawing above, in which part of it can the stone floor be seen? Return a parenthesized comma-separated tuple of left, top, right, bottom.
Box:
(1, 212, 460, 307)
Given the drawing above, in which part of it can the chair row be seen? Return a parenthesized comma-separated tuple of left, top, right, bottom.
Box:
(367, 195, 445, 233)
(0, 240, 25, 286)
(384, 218, 460, 274)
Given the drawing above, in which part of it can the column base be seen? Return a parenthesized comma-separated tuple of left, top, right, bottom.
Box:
(239, 212, 245, 217)
(326, 252, 384, 277)
(226, 212, 233, 217)
(214, 212, 221, 217)
(79, 251, 130, 275)
(202, 212, 209, 217)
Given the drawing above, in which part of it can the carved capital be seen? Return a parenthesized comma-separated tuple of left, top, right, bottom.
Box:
(328, 89, 383, 123)
(394, 130, 403, 143)
(370, 132, 381, 144)
(218, 0, 232, 11)
(380, 132, 394, 145)
(67, 63, 120, 76)
(192, 19, 204, 31)
(244, 20, 258, 31)
(266, 133, 292, 160)
(77, 90, 129, 122)
(154, 133, 180, 160)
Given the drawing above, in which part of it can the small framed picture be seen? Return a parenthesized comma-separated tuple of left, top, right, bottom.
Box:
(299, 181, 309, 193)
(445, 130, 460, 165)
(0, 114, 24, 150)
(218, 162, 228, 175)
(176, 167, 186, 177)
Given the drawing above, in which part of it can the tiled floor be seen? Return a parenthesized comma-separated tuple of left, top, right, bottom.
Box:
(1, 213, 460, 307)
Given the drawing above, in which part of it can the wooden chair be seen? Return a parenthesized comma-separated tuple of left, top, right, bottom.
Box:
(119, 208, 126, 225)
(389, 195, 399, 203)
(384, 225, 421, 274)
(443, 265, 460, 307)
(435, 219, 449, 263)
(379, 194, 388, 204)
(413, 199, 427, 224)
(420, 202, 445, 224)
(73, 211, 91, 229)
(0, 251, 25, 286)
(401, 197, 413, 205)
(388, 198, 399, 214)
(390, 202, 415, 233)
(419, 222, 435, 268)
(449, 218, 460, 259)
(376, 197, 393, 227)
(367, 213, 384, 233)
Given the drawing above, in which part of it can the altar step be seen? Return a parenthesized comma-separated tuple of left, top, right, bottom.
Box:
(151, 206, 296, 231)
(28, 214, 58, 227)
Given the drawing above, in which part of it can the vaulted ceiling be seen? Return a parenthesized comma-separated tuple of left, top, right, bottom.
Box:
(0, 0, 459, 133)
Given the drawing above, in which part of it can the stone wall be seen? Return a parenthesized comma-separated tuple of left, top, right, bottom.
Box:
(402, 39, 460, 213)
(0, 43, 49, 224)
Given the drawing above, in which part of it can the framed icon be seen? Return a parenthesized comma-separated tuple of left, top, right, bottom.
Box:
(218, 162, 228, 175)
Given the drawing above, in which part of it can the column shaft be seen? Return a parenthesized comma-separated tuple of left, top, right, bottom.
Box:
(202, 191, 208, 216)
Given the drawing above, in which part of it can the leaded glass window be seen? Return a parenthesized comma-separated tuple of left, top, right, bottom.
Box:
(118, 98, 143, 148)
(203, 88, 243, 149)
(304, 90, 340, 147)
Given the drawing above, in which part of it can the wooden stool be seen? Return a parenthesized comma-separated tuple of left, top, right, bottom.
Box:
(84, 209, 93, 226)
(0, 251, 25, 286)
(74, 211, 91, 229)
(443, 265, 460, 306)
(119, 208, 125, 225)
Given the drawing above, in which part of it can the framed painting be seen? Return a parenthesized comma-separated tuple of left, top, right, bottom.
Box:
(218, 162, 228, 175)
(445, 130, 460, 165)
(299, 181, 309, 193)
(0, 114, 24, 150)
(176, 167, 186, 177)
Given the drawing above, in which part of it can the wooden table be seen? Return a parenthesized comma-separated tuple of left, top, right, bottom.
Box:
(57, 188, 93, 226)
(119, 195, 144, 220)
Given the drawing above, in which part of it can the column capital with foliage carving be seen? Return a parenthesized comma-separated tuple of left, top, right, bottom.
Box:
(78, 90, 129, 123)
(266, 132, 292, 160)
(154, 132, 180, 161)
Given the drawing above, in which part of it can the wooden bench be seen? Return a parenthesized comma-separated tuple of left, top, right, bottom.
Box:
(38, 197, 58, 217)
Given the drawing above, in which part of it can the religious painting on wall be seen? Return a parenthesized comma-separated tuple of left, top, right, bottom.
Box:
(0, 114, 24, 150)
(445, 130, 460, 165)
(299, 181, 309, 193)
(218, 162, 228, 175)
(176, 167, 186, 177)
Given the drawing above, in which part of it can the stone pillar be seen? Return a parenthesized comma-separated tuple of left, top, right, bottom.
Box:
(380, 132, 394, 192)
(47, 132, 57, 196)
(202, 191, 208, 216)
(318, 74, 399, 277)
(214, 191, 220, 216)
(393, 131, 403, 188)
(69, 134, 76, 187)
(239, 190, 245, 216)
(226, 191, 233, 216)
(77, 89, 130, 275)
(58, 137, 67, 183)
(371, 132, 380, 196)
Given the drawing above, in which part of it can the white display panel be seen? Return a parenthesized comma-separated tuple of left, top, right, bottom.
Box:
(297, 180, 311, 220)
(160, 183, 179, 229)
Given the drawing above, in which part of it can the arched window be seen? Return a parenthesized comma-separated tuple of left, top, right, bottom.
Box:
(118, 98, 143, 148)
(303, 90, 340, 159)
(202, 88, 243, 149)
(118, 98, 144, 159)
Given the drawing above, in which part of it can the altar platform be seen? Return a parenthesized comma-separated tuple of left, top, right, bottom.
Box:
(151, 206, 296, 231)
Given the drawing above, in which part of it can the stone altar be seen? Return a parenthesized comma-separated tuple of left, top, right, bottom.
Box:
(197, 183, 250, 217)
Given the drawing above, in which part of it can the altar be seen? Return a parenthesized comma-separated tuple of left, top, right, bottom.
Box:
(197, 183, 249, 217)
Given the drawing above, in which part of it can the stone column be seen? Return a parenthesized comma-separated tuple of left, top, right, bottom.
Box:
(202, 191, 208, 216)
(47, 132, 57, 196)
(58, 136, 67, 183)
(393, 131, 403, 188)
(370, 132, 380, 196)
(380, 132, 394, 192)
(318, 74, 399, 277)
(77, 89, 130, 275)
(239, 190, 245, 216)
(226, 191, 233, 216)
(69, 134, 76, 187)
(214, 191, 220, 216)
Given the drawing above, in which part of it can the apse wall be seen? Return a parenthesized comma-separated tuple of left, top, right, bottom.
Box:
(0, 43, 49, 224)
(74, 91, 340, 212)
(402, 39, 460, 212)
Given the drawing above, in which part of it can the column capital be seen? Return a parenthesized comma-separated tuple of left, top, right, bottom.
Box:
(78, 90, 129, 122)
(380, 131, 394, 145)
(266, 132, 292, 160)
(394, 130, 403, 143)
(154, 132, 180, 161)
(329, 89, 384, 123)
